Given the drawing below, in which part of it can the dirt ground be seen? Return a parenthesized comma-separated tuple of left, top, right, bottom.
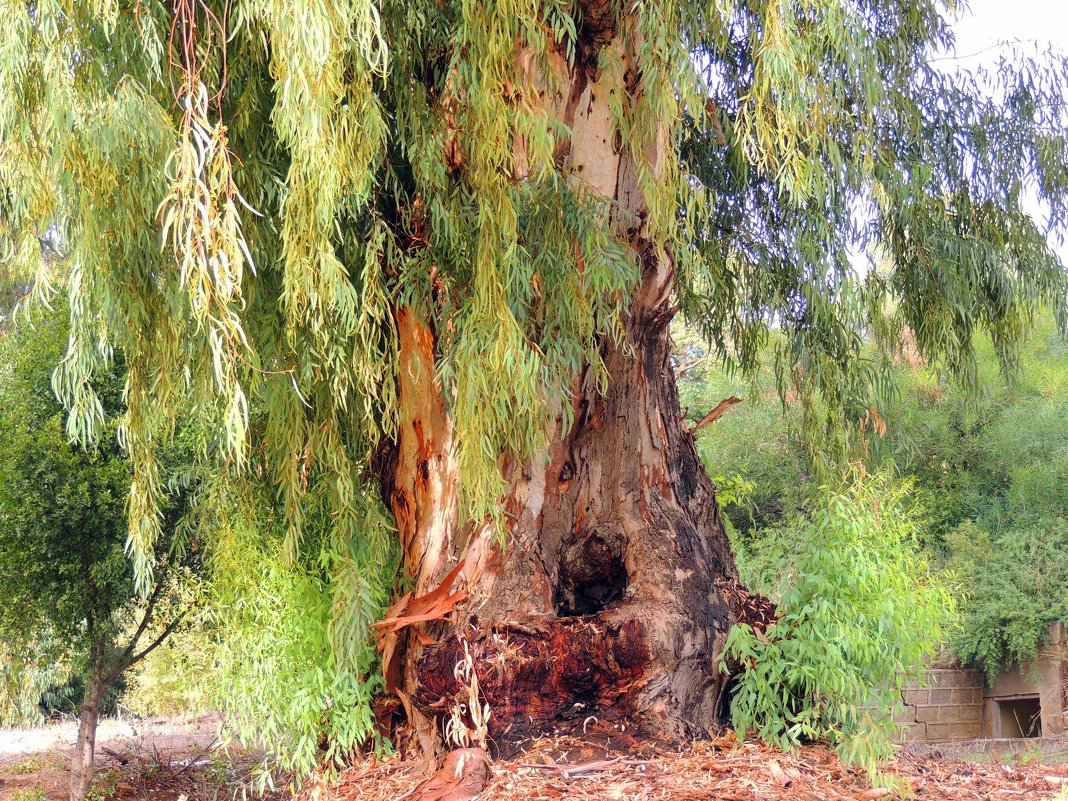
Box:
(4, 720, 1068, 801)
(0, 714, 281, 801)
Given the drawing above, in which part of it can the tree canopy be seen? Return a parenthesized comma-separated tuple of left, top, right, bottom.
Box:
(0, 310, 132, 665)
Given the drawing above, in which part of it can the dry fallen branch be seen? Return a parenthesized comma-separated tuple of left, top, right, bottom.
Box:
(691, 396, 743, 432)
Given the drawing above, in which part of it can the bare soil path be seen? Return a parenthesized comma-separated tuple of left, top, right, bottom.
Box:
(0, 715, 239, 801)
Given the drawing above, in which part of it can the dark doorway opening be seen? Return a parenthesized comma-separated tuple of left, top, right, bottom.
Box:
(997, 696, 1042, 738)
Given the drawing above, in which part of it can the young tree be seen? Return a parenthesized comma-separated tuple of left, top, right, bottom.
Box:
(0, 313, 189, 801)
(2, 0, 1068, 766)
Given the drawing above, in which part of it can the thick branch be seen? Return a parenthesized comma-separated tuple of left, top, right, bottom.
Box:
(105, 612, 184, 687)
(112, 565, 169, 671)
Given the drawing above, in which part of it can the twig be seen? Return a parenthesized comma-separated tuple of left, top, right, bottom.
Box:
(169, 735, 220, 779)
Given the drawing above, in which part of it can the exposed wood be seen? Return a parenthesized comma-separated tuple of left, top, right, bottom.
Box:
(385, 306, 462, 758)
(406, 749, 491, 801)
(413, 617, 651, 748)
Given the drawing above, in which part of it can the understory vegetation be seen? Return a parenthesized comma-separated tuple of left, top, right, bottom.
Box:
(684, 318, 1068, 767)
(725, 475, 955, 773)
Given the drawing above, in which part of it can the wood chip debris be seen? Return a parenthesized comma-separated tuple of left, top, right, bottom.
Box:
(314, 731, 1068, 801)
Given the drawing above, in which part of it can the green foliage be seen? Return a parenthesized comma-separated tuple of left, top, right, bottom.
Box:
(724, 476, 956, 775)
(946, 522, 1068, 679)
(11, 786, 49, 801)
(0, 311, 131, 681)
(6, 757, 43, 776)
(884, 320, 1068, 677)
(199, 487, 394, 783)
(0, 309, 191, 728)
(0, 641, 71, 727)
(86, 768, 120, 801)
(691, 316, 1068, 683)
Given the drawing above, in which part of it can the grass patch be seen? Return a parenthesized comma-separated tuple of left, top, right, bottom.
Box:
(11, 786, 50, 801)
(6, 756, 42, 775)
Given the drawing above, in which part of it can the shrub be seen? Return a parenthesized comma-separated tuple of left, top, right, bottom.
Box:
(724, 475, 957, 775)
(947, 520, 1068, 679)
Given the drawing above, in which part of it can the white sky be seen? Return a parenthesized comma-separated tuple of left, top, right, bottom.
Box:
(943, 0, 1068, 261)
(949, 0, 1068, 62)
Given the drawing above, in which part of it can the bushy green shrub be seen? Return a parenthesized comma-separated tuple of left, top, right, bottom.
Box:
(946, 521, 1068, 679)
(691, 317, 1068, 683)
(724, 475, 957, 775)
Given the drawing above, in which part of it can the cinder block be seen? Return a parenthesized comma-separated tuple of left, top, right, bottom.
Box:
(937, 705, 959, 722)
(915, 706, 940, 723)
(904, 689, 929, 705)
(949, 722, 981, 740)
(898, 722, 927, 742)
(893, 705, 916, 724)
(931, 670, 959, 688)
(929, 689, 952, 704)
(926, 722, 952, 740)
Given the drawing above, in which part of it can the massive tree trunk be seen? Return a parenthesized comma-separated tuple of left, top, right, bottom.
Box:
(382, 10, 770, 756)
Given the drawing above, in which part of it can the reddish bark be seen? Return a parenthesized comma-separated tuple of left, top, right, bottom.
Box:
(413, 618, 651, 745)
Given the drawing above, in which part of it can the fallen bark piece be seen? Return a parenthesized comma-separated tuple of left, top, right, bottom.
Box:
(768, 759, 792, 787)
(405, 748, 491, 801)
(856, 789, 891, 800)
(311, 732, 1068, 801)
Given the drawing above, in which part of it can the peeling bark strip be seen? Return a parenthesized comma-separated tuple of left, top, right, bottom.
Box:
(408, 748, 491, 801)
(692, 397, 743, 432)
(387, 306, 461, 756)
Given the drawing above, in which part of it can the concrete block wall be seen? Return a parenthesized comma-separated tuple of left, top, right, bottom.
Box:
(896, 669, 985, 742)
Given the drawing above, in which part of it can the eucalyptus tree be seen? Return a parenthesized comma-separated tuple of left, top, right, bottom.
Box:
(2, 0, 1068, 766)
